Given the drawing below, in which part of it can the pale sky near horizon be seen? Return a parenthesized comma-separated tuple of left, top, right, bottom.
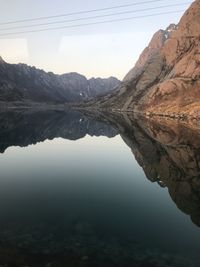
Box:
(0, 0, 192, 79)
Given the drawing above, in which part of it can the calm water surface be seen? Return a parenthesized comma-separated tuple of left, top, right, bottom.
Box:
(0, 110, 199, 266)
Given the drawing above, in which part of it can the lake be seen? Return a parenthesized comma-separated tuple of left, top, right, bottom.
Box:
(0, 109, 200, 267)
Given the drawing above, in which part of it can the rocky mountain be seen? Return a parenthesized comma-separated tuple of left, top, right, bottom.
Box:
(0, 57, 120, 105)
(92, 0, 200, 118)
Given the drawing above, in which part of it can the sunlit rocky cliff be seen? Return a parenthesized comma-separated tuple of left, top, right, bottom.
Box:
(92, 0, 200, 118)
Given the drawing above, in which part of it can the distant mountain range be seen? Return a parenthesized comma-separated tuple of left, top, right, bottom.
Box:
(0, 56, 120, 105)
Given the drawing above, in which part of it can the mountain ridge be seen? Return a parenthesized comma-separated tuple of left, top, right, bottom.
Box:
(0, 57, 120, 105)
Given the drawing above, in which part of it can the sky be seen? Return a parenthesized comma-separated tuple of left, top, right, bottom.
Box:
(0, 0, 192, 80)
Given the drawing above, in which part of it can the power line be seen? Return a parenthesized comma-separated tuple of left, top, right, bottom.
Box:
(0, 0, 171, 26)
(0, 2, 191, 32)
(0, 10, 185, 37)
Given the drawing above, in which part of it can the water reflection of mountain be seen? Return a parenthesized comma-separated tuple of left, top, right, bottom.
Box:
(1, 110, 200, 266)
(0, 109, 118, 153)
(98, 112, 200, 228)
(1, 109, 200, 228)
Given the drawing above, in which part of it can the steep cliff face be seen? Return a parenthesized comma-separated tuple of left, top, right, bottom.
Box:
(139, 0, 200, 117)
(97, 0, 200, 117)
(0, 59, 120, 104)
(123, 25, 176, 82)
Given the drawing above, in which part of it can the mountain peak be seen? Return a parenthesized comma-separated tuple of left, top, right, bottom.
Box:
(123, 28, 167, 82)
(166, 23, 177, 32)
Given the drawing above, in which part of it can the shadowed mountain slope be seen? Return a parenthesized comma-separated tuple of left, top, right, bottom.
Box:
(0, 58, 120, 105)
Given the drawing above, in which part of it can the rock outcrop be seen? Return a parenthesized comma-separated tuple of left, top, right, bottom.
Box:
(94, 0, 200, 118)
(0, 59, 120, 105)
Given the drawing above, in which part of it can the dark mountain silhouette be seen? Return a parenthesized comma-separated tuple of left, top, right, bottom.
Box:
(0, 57, 120, 105)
